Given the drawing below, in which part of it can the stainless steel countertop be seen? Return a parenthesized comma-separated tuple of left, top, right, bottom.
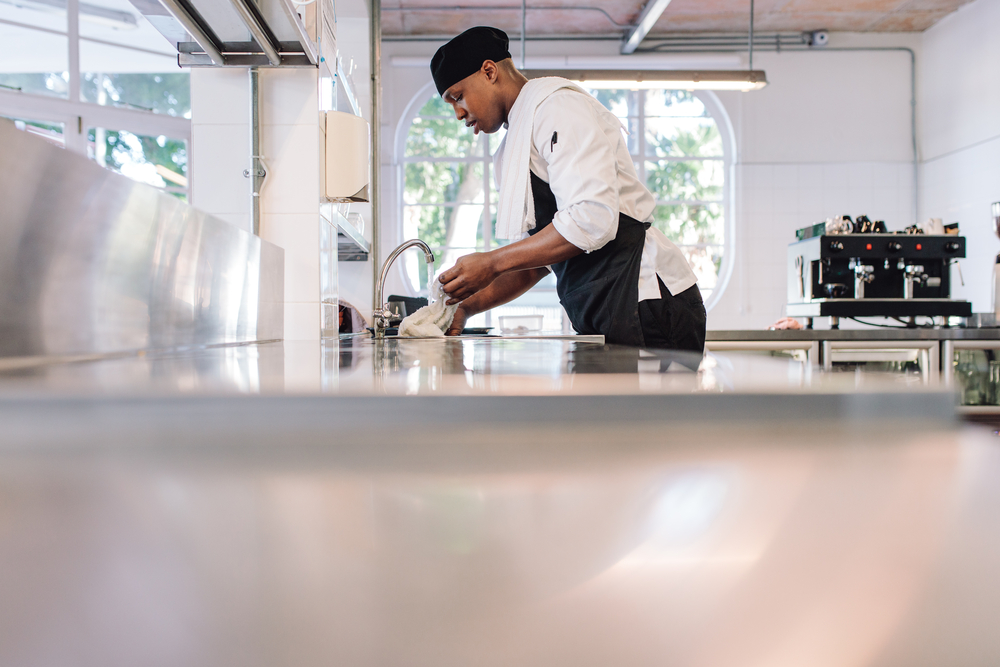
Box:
(0, 337, 956, 431)
(708, 328, 1000, 341)
(0, 344, 992, 666)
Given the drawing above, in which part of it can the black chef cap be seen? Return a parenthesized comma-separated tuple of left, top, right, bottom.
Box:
(431, 26, 512, 96)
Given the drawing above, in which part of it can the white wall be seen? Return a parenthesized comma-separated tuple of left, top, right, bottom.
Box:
(379, 34, 919, 330)
(919, 0, 1000, 313)
(191, 67, 326, 345)
(713, 38, 918, 329)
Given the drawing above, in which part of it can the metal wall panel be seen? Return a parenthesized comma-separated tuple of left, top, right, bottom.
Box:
(0, 120, 283, 358)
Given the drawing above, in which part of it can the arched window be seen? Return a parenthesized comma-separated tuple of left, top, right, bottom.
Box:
(397, 83, 733, 328)
(588, 88, 732, 306)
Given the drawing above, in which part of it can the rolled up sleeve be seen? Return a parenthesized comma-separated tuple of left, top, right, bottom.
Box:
(532, 93, 620, 253)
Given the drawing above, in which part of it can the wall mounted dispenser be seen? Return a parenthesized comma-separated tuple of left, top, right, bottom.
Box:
(324, 111, 370, 202)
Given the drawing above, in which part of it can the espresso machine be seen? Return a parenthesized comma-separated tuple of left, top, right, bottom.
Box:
(787, 215, 971, 327)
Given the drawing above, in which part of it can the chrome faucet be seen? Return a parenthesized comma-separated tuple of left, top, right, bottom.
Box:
(373, 239, 435, 339)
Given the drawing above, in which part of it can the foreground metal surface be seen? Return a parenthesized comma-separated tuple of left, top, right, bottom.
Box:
(0, 393, 995, 666)
(0, 339, 989, 665)
(0, 120, 283, 358)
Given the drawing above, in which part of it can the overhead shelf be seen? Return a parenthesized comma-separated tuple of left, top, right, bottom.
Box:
(321, 206, 369, 262)
(130, 0, 323, 68)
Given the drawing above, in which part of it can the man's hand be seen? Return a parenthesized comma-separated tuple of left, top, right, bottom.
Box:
(445, 306, 470, 336)
(439, 252, 500, 304)
(770, 317, 803, 330)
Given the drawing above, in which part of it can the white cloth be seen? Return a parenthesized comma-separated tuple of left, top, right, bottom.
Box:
(495, 82, 699, 301)
(398, 282, 459, 337)
(494, 77, 598, 240)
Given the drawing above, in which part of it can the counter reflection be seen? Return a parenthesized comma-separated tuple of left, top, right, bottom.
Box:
(0, 423, 992, 666)
(0, 337, 826, 397)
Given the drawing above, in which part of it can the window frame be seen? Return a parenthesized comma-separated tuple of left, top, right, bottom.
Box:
(394, 79, 736, 313)
(0, 0, 191, 198)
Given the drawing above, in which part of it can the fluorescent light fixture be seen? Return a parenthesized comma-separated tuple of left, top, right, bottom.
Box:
(523, 69, 768, 92)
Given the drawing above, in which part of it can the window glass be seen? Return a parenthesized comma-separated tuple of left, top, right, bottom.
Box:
(0, 0, 191, 196)
(404, 162, 484, 205)
(403, 205, 485, 264)
(406, 117, 480, 158)
(586, 87, 729, 304)
(645, 118, 722, 158)
(77, 0, 189, 116)
(87, 128, 188, 199)
(653, 203, 724, 246)
(0, 23, 69, 98)
(645, 160, 724, 202)
(80, 71, 190, 116)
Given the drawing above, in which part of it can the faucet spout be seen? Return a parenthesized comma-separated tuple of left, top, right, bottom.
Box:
(374, 239, 435, 338)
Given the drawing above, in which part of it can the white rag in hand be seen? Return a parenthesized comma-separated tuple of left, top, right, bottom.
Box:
(397, 282, 460, 338)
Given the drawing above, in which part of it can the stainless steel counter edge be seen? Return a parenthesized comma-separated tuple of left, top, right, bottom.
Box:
(708, 329, 1000, 341)
(0, 391, 957, 455)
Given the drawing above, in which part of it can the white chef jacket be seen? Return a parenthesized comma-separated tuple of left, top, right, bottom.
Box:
(521, 88, 698, 301)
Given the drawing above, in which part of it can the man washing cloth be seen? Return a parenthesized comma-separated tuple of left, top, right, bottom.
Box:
(432, 26, 706, 351)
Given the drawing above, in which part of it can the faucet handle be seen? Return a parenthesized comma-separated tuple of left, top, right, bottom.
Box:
(373, 305, 391, 327)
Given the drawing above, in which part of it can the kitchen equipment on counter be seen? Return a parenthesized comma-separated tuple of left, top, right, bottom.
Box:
(787, 216, 971, 326)
(386, 295, 429, 325)
(499, 314, 544, 334)
(967, 313, 1000, 328)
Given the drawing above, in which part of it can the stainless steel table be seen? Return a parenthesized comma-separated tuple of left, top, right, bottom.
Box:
(708, 328, 1000, 382)
(3, 339, 993, 667)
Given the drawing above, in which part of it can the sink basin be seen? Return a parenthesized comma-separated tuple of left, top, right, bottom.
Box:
(362, 327, 604, 344)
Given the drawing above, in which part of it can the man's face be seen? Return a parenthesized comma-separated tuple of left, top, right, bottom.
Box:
(442, 64, 503, 135)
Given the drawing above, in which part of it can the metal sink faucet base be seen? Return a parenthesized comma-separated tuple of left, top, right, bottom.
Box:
(373, 239, 435, 339)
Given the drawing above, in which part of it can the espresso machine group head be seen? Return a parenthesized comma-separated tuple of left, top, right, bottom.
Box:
(786, 216, 971, 327)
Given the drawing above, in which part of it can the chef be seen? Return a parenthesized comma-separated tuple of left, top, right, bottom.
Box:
(432, 26, 707, 352)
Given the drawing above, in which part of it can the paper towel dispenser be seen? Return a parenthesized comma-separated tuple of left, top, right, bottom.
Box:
(324, 111, 369, 203)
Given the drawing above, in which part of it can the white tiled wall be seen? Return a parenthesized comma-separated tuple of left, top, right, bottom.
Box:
(921, 138, 1000, 312)
(190, 69, 251, 225)
(919, 0, 1000, 314)
(259, 69, 325, 340)
(709, 161, 916, 330)
(191, 67, 327, 341)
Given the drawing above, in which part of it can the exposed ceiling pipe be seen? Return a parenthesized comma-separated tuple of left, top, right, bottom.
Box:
(621, 0, 672, 55)
(227, 0, 282, 66)
(380, 5, 633, 29)
(520, 0, 526, 68)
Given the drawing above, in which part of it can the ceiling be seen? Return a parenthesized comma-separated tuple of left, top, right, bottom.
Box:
(381, 0, 978, 37)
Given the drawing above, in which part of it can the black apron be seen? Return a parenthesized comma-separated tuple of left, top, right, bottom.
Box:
(527, 171, 649, 347)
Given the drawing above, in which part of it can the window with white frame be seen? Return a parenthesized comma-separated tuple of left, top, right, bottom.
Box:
(0, 0, 191, 199)
(399, 84, 731, 328)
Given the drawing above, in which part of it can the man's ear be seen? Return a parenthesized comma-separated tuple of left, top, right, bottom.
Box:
(482, 60, 499, 83)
